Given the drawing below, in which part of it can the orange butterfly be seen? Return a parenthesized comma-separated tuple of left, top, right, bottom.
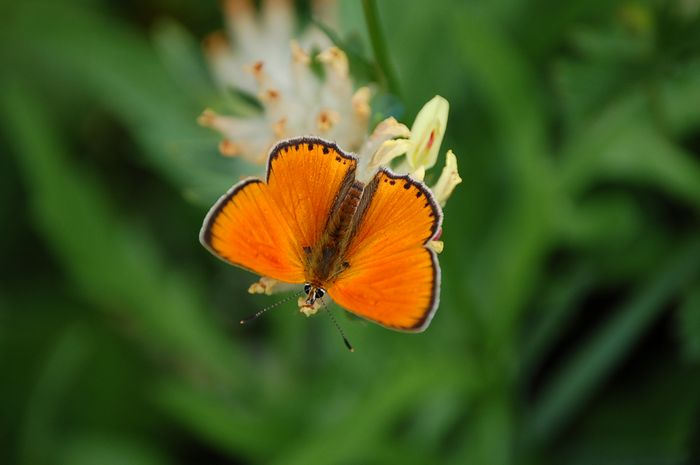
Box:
(200, 137, 442, 332)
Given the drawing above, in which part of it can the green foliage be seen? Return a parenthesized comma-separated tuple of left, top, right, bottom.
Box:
(2, 0, 700, 464)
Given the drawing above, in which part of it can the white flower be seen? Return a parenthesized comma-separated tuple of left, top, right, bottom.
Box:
(198, 0, 371, 164)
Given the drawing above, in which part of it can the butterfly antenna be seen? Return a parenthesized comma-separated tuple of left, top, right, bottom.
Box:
(321, 299, 354, 352)
(240, 291, 303, 325)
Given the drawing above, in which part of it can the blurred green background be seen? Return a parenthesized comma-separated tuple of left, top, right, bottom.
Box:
(2, 0, 700, 464)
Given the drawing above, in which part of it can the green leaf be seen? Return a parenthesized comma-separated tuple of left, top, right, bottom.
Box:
(527, 238, 700, 446)
(676, 286, 700, 363)
(155, 380, 285, 461)
(662, 59, 700, 136)
(0, 78, 245, 387)
(548, 360, 700, 465)
(18, 325, 91, 465)
(59, 435, 170, 465)
(564, 120, 700, 212)
(273, 364, 465, 465)
(4, 0, 245, 206)
(151, 18, 220, 108)
(521, 266, 596, 376)
(449, 3, 554, 338)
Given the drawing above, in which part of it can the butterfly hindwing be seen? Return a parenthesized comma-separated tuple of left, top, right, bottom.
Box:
(327, 169, 442, 331)
(200, 137, 357, 284)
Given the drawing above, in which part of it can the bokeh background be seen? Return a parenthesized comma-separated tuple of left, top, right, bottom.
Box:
(3, 0, 700, 464)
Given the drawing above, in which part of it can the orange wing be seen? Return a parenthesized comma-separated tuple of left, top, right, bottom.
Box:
(328, 169, 442, 332)
(200, 137, 357, 283)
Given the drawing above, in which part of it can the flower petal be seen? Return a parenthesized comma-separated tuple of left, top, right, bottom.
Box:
(351, 86, 371, 123)
(431, 150, 462, 207)
(317, 46, 349, 78)
(411, 165, 426, 182)
(203, 31, 257, 94)
(262, 0, 294, 48)
(407, 95, 449, 171)
(372, 116, 412, 140)
(198, 108, 273, 164)
(218, 139, 242, 157)
(298, 296, 323, 316)
(316, 109, 340, 133)
(428, 240, 444, 253)
(358, 116, 410, 159)
(249, 277, 298, 294)
(248, 276, 279, 295)
(224, 0, 260, 57)
(369, 139, 412, 170)
(354, 117, 410, 180)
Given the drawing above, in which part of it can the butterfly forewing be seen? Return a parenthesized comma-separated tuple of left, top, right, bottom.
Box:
(200, 138, 357, 284)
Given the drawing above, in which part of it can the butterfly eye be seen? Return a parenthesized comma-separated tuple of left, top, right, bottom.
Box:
(303, 283, 312, 294)
(315, 288, 326, 299)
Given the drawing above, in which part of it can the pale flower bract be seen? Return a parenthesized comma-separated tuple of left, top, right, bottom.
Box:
(406, 95, 450, 171)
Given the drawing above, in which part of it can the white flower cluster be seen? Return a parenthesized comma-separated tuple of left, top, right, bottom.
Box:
(199, 0, 370, 164)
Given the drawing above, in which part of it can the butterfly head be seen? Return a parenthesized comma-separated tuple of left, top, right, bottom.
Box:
(303, 283, 326, 304)
(300, 283, 326, 317)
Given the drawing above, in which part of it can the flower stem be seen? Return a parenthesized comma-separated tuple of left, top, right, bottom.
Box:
(362, 0, 401, 97)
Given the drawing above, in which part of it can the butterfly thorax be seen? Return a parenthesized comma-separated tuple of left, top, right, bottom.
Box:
(305, 179, 364, 286)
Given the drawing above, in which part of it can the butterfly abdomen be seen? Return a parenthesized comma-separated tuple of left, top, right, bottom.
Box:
(329, 181, 363, 241)
(308, 181, 364, 283)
